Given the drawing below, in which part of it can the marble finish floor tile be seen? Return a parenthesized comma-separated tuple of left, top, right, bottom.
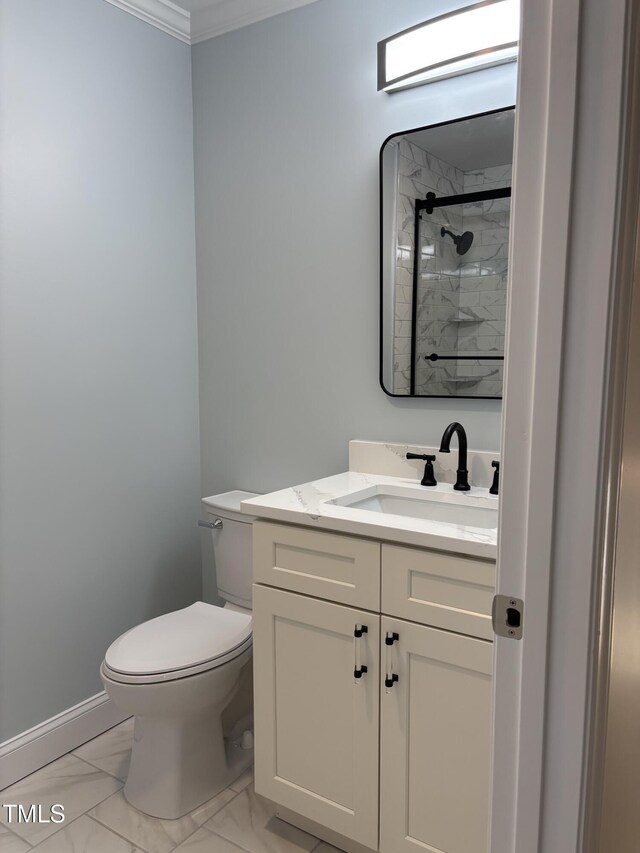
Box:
(172, 826, 249, 852)
(0, 754, 121, 846)
(90, 787, 238, 853)
(313, 845, 343, 853)
(205, 785, 319, 853)
(30, 815, 142, 852)
(73, 718, 134, 781)
(0, 824, 31, 853)
(229, 767, 253, 793)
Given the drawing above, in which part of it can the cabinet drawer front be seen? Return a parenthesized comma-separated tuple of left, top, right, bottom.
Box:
(382, 543, 495, 639)
(253, 521, 380, 610)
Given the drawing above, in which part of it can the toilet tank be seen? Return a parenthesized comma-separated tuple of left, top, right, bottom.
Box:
(201, 490, 259, 609)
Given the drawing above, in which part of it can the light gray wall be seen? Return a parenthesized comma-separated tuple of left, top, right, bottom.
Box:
(192, 0, 517, 503)
(0, 0, 200, 742)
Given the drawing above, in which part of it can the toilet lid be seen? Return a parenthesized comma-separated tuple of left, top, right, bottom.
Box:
(104, 602, 252, 676)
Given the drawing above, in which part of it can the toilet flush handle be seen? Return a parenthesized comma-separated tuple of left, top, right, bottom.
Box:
(198, 518, 223, 529)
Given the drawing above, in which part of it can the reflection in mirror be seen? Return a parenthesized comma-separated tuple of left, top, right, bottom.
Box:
(380, 107, 515, 398)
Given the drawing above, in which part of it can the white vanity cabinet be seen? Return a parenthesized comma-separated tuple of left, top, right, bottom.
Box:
(252, 520, 495, 853)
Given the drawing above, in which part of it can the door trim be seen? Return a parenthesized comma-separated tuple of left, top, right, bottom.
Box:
(492, 0, 637, 849)
(490, 0, 581, 846)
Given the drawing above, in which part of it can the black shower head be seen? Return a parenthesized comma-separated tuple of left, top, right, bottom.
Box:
(440, 227, 474, 256)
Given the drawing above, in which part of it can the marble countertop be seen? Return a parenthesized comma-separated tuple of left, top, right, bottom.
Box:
(241, 471, 498, 560)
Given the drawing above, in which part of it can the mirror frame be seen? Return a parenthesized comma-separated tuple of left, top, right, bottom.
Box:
(379, 105, 516, 399)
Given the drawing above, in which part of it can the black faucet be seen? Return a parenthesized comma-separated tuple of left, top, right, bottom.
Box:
(439, 422, 470, 491)
(406, 453, 437, 486)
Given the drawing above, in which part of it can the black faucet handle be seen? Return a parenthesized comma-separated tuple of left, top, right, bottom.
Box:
(490, 460, 500, 495)
(406, 453, 437, 487)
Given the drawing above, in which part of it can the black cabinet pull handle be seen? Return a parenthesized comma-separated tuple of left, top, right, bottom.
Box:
(384, 631, 400, 689)
(354, 624, 368, 680)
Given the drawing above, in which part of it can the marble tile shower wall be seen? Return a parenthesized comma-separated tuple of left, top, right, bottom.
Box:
(456, 164, 511, 397)
(393, 145, 511, 397)
(394, 140, 463, 394)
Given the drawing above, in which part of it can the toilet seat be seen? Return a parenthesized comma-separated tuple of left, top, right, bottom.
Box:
(103, 602, 252, 685)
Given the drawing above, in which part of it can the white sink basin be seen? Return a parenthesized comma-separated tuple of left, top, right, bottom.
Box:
(328, 484, 498, 529)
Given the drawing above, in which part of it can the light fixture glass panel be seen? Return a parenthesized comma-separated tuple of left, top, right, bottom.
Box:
(380, 0, 520, 92)
(384, 46, 519, 91)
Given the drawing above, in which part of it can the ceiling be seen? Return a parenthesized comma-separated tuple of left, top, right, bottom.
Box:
(172, 0, 221, 10)
(407, 110, 516, 172)
(105, 0, 320, 45)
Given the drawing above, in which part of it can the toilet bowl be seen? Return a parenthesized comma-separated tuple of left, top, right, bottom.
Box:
(100, 491, 258, 819)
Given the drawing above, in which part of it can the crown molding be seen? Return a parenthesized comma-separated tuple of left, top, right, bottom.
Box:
(190, 0, 319, 44)
(104, 0, 319, 44)
(104, 0, 191, 43)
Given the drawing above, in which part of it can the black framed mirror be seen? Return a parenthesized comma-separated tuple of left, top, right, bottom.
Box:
(380, 106, 515, 398)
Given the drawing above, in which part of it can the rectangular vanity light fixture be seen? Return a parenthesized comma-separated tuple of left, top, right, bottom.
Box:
(378, 0, 520, 93)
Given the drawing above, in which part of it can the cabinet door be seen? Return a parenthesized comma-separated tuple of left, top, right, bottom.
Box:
(253, 584, 380, 849)
(380, 616, 493, 853)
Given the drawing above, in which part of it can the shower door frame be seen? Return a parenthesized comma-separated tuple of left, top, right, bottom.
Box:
(409, 186, 511, 395)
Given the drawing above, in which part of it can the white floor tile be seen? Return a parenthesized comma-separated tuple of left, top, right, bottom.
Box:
(1, 730, 327, 853)
(172, 826, 248, 852)
(205, 785, 318, 853)
(73, 718, 134, 781)
(30, 815, 142, 852)
(0, 754, 121, 846)
(89, 787, 238, 853)
(229, 767, 253, 793)
(0, 824, 31, 853)
(190, 788, 241, 826)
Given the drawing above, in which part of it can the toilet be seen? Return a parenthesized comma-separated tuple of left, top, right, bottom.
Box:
(100, 490, 258, 819)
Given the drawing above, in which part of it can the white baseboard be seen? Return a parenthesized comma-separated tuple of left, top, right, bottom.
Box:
(0, 693, 129, 790)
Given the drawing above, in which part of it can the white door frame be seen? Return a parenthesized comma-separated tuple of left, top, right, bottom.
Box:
(491, 0, 635, 850)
